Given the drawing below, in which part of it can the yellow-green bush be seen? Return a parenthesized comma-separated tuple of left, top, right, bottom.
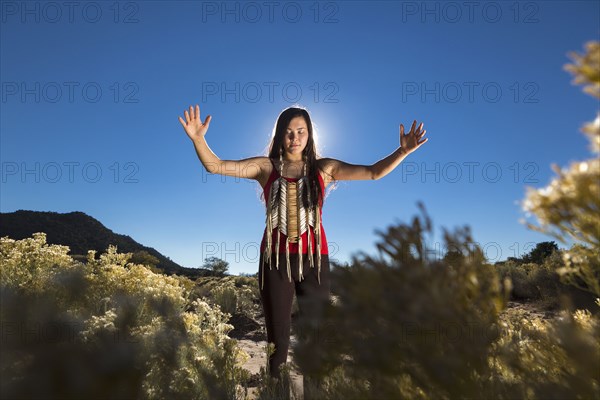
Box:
(491, 307, 600, 399)
(0, 233, 250, 399)
(288, 204, 599, 399)
(291, 204, 508, 399)
(523, 40, 600, 299)
(496, 259, 563, 303)
(196, 275, 261, 320)
(510, 263, 541, 300)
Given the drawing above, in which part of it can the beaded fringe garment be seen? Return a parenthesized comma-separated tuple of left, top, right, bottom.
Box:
(261, 156, 322, 290)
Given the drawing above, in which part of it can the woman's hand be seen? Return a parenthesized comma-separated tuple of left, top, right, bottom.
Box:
(400, 120, 428, 154)
(178, 104, 212, 142)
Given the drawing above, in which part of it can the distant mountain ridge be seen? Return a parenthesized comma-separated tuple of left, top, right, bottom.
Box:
(0, 210, 205, 279)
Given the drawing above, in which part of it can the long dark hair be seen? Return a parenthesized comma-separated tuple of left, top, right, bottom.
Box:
(260, 105, 331, 210)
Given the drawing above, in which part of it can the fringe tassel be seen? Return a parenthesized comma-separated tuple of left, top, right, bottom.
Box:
(298, 178, 304, 281)
(316, 203, 321, 285)
(277, 154, 283, 276)
(298, 227, 303, 282)
(276, 227, 281, 272)
(266, 188, 273, 269)
(286, 235, 291, 282)
(261, 256, 264, 291)
(307, 178, 315, 270)
(308, 225, 313, 270)
(261, 180, 275, 291)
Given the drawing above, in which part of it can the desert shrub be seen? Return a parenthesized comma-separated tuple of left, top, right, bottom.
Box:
(291, 203, 508, 400)
(213, 284, 238, 315)
(495, 259, 518, 294)
(531, 254, 563, 307)
(489, 307, 600, 399)
(196, 275, 260, 320)
(0, 233, 250, 399)
(194, 275, 220, 298)
(509, 263, 541, 300)
(288, 204, 599, 399)
(496, 254, 564, 305)
(523, 40, 600, 299)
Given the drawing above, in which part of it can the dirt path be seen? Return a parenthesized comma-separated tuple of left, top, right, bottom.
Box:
(237, 336, 304, 400)
(504, 300, 559, 321)
(231, 312, 305, 400)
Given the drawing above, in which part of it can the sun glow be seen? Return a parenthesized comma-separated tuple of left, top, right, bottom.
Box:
(308, 106, 341, 158)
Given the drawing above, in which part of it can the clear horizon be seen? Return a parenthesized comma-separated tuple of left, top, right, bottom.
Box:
(2, 1, 599, 274)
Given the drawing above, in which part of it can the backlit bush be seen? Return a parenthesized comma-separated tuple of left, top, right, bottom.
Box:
(196, 275, 260, 320)
(523, 40, 600, 299)
(0, 233, 250, 399)
(289, 204, 599, 399)
(291, 203, 508, 399)
(490, 307, 600, 399)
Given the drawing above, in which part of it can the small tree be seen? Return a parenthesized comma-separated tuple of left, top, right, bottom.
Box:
(202, 256, 229, 277)
(521, 241, 559, 265)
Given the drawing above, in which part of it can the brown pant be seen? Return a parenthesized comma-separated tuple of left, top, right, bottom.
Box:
(258, 252, 331, 380)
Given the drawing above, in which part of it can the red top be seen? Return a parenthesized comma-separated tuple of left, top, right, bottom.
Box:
(260, 162, 329, 255)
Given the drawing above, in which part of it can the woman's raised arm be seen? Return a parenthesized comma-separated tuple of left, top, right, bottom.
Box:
(320, 119, 428, 181)
(178, 104, 268, 180)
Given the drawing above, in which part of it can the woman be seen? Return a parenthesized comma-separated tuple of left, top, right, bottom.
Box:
(178, 104, 428, 396)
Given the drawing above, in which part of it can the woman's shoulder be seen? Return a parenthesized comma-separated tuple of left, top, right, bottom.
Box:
(236, 156, 273, 174)
(317, 157, 337, 175)
(317, 158, 336, 186)
(257, 157, 276, 189)
(317, 157, 336, 170)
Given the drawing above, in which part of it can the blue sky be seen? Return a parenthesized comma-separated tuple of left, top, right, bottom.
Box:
(1, 1, 599, 275)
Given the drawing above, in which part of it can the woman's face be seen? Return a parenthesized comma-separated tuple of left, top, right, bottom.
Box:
(283, 116, 309, 158)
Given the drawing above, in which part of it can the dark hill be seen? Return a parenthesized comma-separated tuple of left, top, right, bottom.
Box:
(0, 210, 207, 279)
